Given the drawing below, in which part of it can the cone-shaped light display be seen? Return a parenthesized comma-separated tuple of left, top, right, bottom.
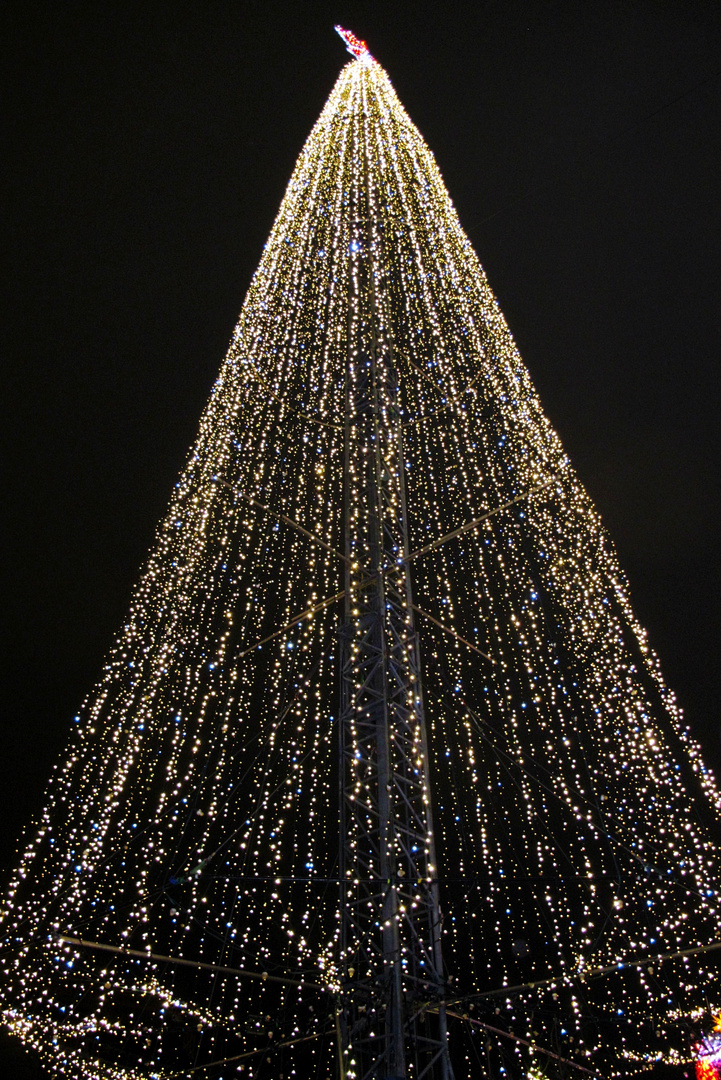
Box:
(2, 36, 720, 1080)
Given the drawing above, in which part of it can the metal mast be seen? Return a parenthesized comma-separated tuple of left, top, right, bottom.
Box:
(337, 37, 454, 1080)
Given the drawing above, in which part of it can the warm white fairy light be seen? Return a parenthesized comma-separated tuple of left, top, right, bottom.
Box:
(1, 44, 720, 1080)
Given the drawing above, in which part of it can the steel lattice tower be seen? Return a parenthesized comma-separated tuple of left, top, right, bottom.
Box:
(337, 59, 452, 1079)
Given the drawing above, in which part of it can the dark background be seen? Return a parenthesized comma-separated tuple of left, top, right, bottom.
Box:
(1, 2, 719, 1075)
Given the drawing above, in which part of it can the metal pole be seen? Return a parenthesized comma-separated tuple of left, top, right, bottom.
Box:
(338, 65, 453, 1080)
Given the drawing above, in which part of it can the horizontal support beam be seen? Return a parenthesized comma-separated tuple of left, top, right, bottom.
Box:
(412, 603, 493, 663)
(405, 477, 557, 564)
(57, 935, 325, 991)
(238, 590, 346, 657)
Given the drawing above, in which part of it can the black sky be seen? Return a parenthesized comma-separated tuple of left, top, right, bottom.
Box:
(1, 1, 720, 1073)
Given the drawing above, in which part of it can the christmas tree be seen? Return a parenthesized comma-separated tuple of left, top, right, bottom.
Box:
(2, 28, 720, 1080)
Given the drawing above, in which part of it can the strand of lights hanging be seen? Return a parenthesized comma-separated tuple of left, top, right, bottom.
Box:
(2, 30, 721, 1080)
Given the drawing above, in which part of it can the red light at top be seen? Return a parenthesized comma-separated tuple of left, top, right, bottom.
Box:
(335, 26, 374, 62)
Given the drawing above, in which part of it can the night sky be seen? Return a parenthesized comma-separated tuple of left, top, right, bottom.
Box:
(1, 2, 720, 1074)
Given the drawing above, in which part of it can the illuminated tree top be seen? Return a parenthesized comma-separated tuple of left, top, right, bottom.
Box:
(335, 25, 374, 63)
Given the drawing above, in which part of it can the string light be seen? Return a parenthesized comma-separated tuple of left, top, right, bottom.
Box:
(1, 39, 720, 1080)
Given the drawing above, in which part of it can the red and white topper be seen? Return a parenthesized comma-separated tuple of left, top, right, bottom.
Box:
(335, 26, 374, 63)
